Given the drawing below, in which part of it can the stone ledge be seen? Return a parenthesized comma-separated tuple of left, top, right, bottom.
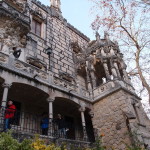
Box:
(0, 61, 91, 103)
(92, 85, 141, 104)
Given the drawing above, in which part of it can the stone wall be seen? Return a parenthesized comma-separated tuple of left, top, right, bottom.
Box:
(92, 90, 136, 149)
(26, 1, 89, 88)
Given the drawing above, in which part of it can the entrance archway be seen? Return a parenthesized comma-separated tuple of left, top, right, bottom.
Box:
(54, 97, 81, 140)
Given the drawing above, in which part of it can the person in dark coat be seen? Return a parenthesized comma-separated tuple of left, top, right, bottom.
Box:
(40, 112, 49, 135)
(55, 114, 67, 138)
(4, 100, 16, 131)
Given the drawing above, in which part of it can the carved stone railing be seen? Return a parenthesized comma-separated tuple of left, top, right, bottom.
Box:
(53, 76, 78, 92)
(81, 88, 91, 98)
(0, 52, 91, 99)
(116, 80, 135, 93)
(0, 52, 49, 82)
(93, 81, 116, 99)
(93, 79, 135, 99)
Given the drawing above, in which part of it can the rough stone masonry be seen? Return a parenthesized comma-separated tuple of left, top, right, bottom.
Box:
(0, 0, 150, 149)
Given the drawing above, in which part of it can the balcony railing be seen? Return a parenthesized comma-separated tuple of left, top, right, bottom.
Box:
(0, 52, 91, 99)
(93, 79, 135, 99)
(0, 107, 89, 142)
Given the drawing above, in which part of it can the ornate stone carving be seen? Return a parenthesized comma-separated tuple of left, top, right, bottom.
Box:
(5, 0, 27, 11)
(70, 41, 82, 54)
(31, 7, 47, 22)
(0, 20, 28, 55)
(26, 57, 47, 71)
(59, 71, 74, 82)
(50, 0, 61, 10)
(0, 55, 7, 63)
(53, 76, 77, 92)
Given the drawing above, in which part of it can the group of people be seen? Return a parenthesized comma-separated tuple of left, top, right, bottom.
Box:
(41, 113, 69, 137)
(1, 100, 69, 138)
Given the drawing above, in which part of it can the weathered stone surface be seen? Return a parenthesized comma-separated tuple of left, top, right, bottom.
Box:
(0, 0, 150, 149)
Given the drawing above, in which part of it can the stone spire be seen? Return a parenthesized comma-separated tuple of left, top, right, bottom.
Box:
(50, 0, 61, 11)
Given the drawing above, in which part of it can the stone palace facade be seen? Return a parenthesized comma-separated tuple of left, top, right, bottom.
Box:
(0, 0, 150, 149)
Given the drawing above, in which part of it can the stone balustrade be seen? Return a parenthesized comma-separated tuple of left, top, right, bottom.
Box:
(0, 52, 136, 101)
(93, 81, 116, 99)
(93, 79, 135, 100)
(0, 52, 91, 99)
(53, 76, 78, 92)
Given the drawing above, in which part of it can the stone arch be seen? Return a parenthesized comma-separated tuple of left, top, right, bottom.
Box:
(53, 97, 82, 140)
(8, 82, 49, 113)
(53, 97, 80, 115)
(0, 70, 49, 94)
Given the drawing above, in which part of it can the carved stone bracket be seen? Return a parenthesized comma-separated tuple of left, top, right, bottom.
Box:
(5, 0, 27, 12)
(26, 57, 47, 71)
(59, 71, 74, 82)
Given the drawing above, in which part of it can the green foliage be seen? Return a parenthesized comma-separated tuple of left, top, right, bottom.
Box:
(0, 131, 33, 150)
(92, 136, 106, 150)
(0, 131, 20, 150)
(125, 131, 146, 150)
(0, 131, 146, 150)
(19, 139, 34, 150)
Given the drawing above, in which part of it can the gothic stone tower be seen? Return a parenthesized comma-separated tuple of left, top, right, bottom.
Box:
(72, 31, 150, 149)
(86, 32, 150, 149)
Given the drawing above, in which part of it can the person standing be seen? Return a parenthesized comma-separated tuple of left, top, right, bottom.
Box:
(40, 113, 49, 135)
(4, 100, 16, 131)
(55, 114, 68, 138)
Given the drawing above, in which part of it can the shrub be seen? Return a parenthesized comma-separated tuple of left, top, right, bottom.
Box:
(0, 131, 33, 150)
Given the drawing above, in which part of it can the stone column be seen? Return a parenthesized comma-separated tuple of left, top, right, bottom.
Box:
(111, 66, 118, 79)
(103, 59, 111, 81)
(0, 83, 11, 124)
(1, 83, 11, 108)
(86, 73, 92, 91)
(47, 98, 55, 136)
(122, 69, 131, 83)
(79, 107, 87, 141)
(90, 70, 97, 89)
(113, 60, 121, 79)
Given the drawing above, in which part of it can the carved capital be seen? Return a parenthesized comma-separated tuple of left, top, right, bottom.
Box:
(102, 59, 107, 64)
(89, 111, 94, 118)
(79, 106, 86, 112)
(47, 98, 55, 103)
(2, 83, 12, 88)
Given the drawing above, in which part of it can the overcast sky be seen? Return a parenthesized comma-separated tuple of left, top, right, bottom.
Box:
(38, 0, 95, 40)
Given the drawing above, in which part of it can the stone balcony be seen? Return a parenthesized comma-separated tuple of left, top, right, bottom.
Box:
(93, 79, 135, 101)
(0, 51, 136, 102)
(0, 52, 91, 100)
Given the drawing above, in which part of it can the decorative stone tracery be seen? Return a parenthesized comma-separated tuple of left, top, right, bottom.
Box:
(71, 31, 131, 89)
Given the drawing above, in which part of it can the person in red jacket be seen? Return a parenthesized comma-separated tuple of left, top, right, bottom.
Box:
(4, 100, 16, 131)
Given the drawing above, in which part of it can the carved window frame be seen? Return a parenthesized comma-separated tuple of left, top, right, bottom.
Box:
(32, 19, 41, 37)
(31, 15, 46, 39)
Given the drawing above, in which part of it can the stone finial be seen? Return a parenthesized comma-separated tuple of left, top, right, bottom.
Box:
(104, 31, 109, 40)
(95, 31, 100, 42)
(50, 0, 61, 11)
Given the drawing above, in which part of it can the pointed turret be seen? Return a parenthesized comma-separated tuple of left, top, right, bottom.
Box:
(50, 0, 61, 11)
